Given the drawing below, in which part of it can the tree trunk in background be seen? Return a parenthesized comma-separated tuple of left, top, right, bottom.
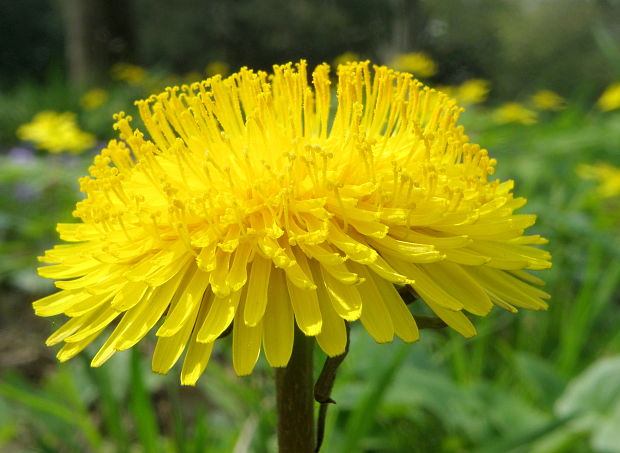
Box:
(383, 0, 426, 61)
(59, 0, 133, 87)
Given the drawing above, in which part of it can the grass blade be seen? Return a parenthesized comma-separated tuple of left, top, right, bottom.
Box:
(129, 348, 160, 453)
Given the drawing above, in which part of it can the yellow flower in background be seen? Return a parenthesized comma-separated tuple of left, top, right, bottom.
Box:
(531, 90, 565, 111)
(35, 61, 550, 385)
(578, 163, 620, 198)
(597, 83, 620, 112)
(436, 80, 489, 106)
(333, 52, 360, 68)
(111, 63, 146, 85)
(455, 79, 490, 105)
(205, 61, 230, 78)
(80, 88, 108, 111)
(17, 111, 96, 154)
(493, 102, 538, 125)
(390, 52, 437, 78)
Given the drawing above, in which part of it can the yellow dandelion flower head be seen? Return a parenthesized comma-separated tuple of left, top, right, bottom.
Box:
(17, 111, 96, 154)
(333, 52, 360, 68)
(111, 63, 147, 85)
(205, 61, 230, 78)
(456, 79, 490, 105)
(80, 88, 109, 111)
(597, 83, 620, 112)
(390, 52, 437, 78)
(531, 90, 565, 111)
(493, 102, 538, 125)
(35, 61, 551, 385)
(577, 162, 620, 198)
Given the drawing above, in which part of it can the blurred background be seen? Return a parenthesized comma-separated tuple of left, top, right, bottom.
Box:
(2, 0, 620, 452)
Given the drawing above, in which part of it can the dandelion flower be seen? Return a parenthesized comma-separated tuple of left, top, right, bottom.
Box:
(390, 52, 437, 78)
(493, 102, 538, 125)
(578, 163, 620, 198)
(436, 80, 489, 106)
(80, 88, 109, 111)
(531, 90, 565, 111)
(597, 83, 620, 112)
(111, 63, 146, 85)
(456, 79, 490, 105)
(35, 61, 551, 385)
(17, 111, 96, 154)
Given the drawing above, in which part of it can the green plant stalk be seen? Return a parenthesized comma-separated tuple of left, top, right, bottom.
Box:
(340, 343, 409, 453)
(275, 325, 314, 453)
(129, 349, 159, 453)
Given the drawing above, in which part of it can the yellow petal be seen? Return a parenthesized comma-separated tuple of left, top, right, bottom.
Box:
(232, 293, 263, 376)
(243, 254, 272, 326)
(197, 291, 241, 343)
(298, 243, 346, 266)
(387, 258, 464, 311)
(46, 313, 91, 346)
(57, 328, 106, 362)
(465, 267, 549, 311)
(443, 248, 491, 266)
(351, 264, 394, 343)
(425, 300, 476, 338)
(420, 261, 493, 316)
(111, 281, 149, 311)
(181, 300, 215, 385)
(152, 301, 199, 374)
(312, 262, 347, 356)
(54, 264, 115, 290)
(156, 267, 210, 337)
(286, 252, 322, 336)
(320, 265, 362, 321)
(65, 292, 113, 317)
(367, 272, 419, 343)
(263, 269, 294, 367)
(226, 241, 253, 292)
(209, 250, 232, 297)
(33, 290, 90, 317)
(64, 306, 120, 343)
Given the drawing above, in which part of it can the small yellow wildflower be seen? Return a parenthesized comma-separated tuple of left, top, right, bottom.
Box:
(205, 61, 230, 78)
(80, 88, 108, 111)
(17, 111, 96, 154)
(390, 52, 437, 78)
(493, 103, 538, 125)
(333, 52, 360, 68)
(111, 63, 146, 85)
(597, 83, 620, 112)
(577, 163, 620, 198)
(35, 61, 550, 384)
(456, 79, 490, 105)
(436, 80, 489, 106)
(531, 90, 565, 111)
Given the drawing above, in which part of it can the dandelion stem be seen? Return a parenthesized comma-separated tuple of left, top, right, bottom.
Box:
(314, 324, 350, 452)
(275, 325, 315, 453)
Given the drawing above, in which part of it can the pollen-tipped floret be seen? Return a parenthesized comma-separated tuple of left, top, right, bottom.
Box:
(35, 61, 551, 384)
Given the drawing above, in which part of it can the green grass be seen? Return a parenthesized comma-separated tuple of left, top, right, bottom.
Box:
(1, 78, 620, 452)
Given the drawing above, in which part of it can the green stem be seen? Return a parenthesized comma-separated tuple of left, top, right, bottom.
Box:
(275, 325, 315, 453)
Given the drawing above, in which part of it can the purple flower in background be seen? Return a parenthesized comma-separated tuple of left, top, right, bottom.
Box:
(13, 183, 39, 202)
(8, 147, 35, 166)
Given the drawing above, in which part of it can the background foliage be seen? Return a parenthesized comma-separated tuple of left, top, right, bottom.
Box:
(1, 0, 620, 452)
